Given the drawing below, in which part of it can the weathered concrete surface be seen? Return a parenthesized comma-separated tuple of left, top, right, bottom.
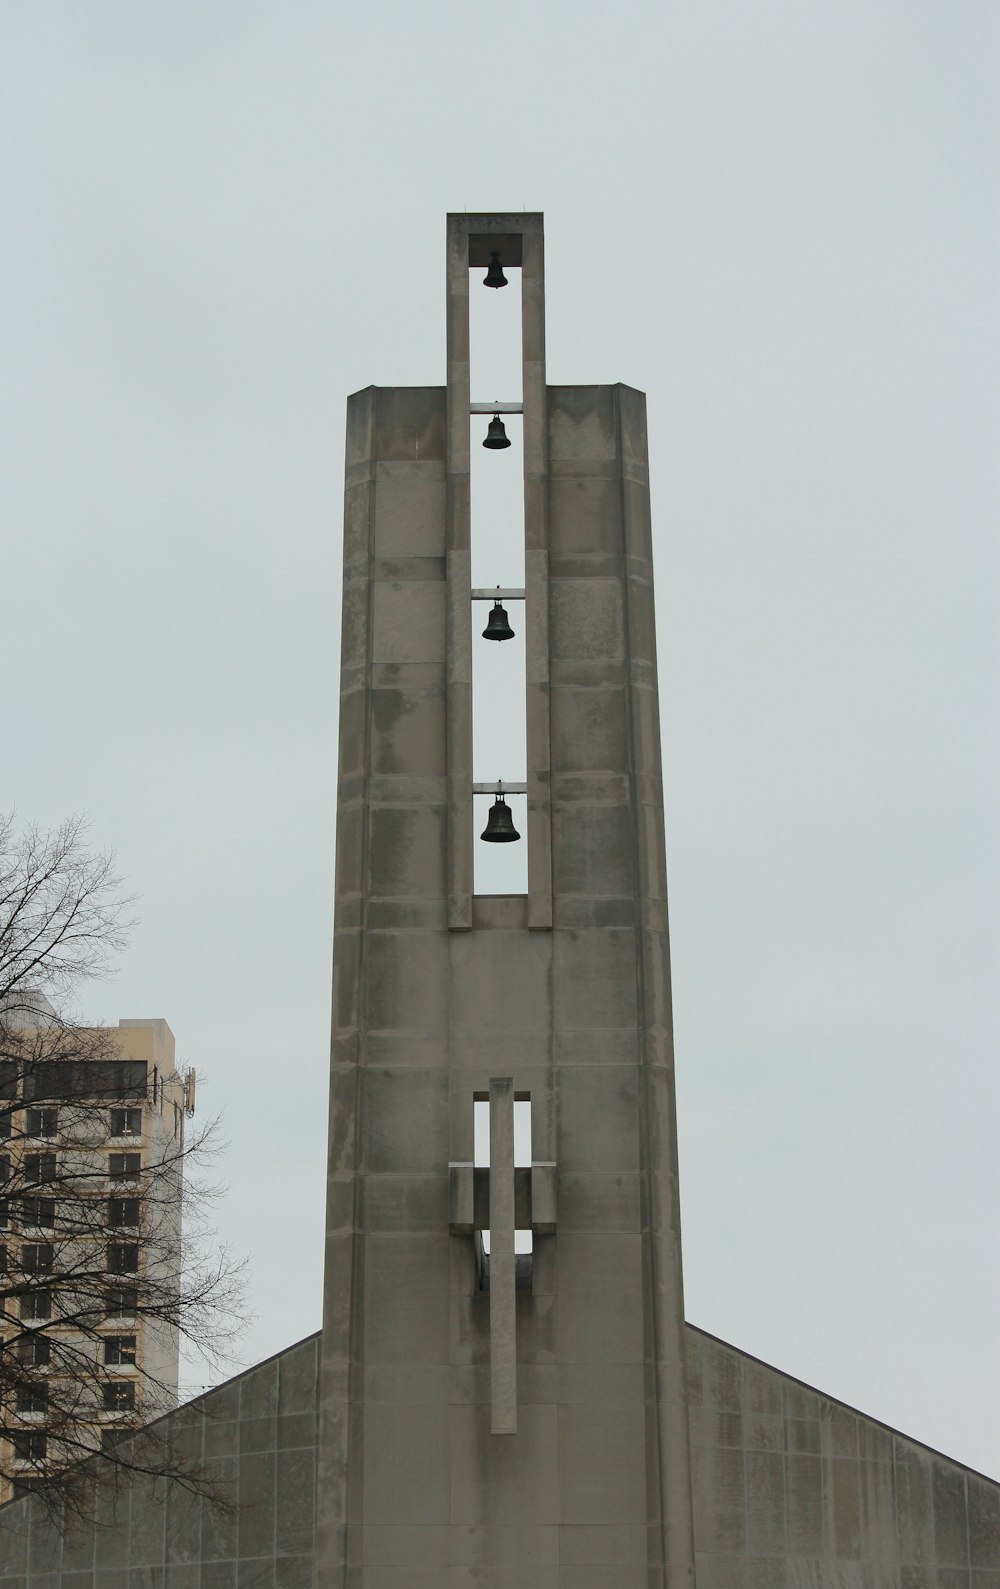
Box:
(3, 1326, 995, 1587)
(686, 1326, 1000, 1587)
(317, 368, 699, 1589)
(0, 1333, 320, 1588)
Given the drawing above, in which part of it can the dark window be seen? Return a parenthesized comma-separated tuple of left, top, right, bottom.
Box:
(0, 1244, 6, 1273)
(0, 1200, 8, 1229)
(12, 1430, 47, 1463)
(108, 1198, 140, 1229)
(109, 1153, 141, 1182)
(0, 1063, 18, 1101)
(0, 1156, 10, 1184)
(20, 1198, 55, 1229)
(11, 1476, 44, 1495)
(102, 1381, 135, 1412)
(110, 1108, 143, 1138)
(16, 1336, 50, 1366)
(30, 1060, 146, 1101)
(16, 1383, 48, 1414)
(103, 1335, 136, 1366)
(24, 1155, 56, 1185)
(0, 1114, 10, 1140)
(107, 1243, 139, 1274)
(21, 1243, 54, 1272)
(105, 1286, 138, 1317)
(20, 1290, 51, 1321)
(25, 1108, 57, 1139)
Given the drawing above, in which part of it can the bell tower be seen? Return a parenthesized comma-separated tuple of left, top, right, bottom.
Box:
(318, 212, 698, 1588)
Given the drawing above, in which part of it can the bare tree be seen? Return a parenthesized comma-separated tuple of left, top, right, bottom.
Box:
(0, 815, 245, 1519)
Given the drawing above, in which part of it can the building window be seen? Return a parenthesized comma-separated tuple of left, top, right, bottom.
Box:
(17, 1335, 50, 1367)
(109, 1108, 142, 1138)
(12, 1430, 47, 1463)
(105, 1286, 138, 1317)
(107, 1243, 139, 1274)
(0, 1156, 10, 1185)
(25, 1108, 57, 1139)
(24, 1155, 56, 1185)
(19, 1290, 52, 1321)
(21, 1243, 54, 1272)
(108, 1198, 140, 1229)
(109, 1153, 141, 1182)
(0, 1244, 6, 1273)
(16, 1383, 49, 1414)
(0, 1199, 9, 1229)
(20, 1197, 55, 1229)
(0, 1115, 10, 1140)
(102, 1381, 135, 1413)
(103, 1335, 136, 1366)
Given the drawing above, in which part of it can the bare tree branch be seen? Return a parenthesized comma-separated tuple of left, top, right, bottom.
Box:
(0, 813, 246, 1521)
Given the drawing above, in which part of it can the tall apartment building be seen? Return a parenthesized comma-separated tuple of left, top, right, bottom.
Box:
(0, 1015, 194, 1498)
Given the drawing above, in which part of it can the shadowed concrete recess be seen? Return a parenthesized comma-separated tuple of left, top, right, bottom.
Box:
(1, 214, 995, 1587)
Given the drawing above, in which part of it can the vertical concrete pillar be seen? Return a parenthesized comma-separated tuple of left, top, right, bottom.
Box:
(446, 222, 473, 930)
(487, 1076, 516, 1434)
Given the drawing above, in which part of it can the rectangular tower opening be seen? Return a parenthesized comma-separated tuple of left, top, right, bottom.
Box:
(469, 271, 527, 896)
(473, 1097, 532, 1260)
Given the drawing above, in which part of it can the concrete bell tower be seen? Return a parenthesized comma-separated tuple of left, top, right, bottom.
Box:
(317, 211, 698, 1589)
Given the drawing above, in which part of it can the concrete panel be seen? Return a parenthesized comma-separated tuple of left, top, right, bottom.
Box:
(363, 1232, 450, 1365)
(552, 929, 638, 1032)
(362, 1403, 450, 1526)
(448, 930, 552, 1036)
(449, 1404, 559, 1526)
(558, 1404, 647, 1525)
(548, 473, 623, 556)
(556, 1066, 640, 1173)
(368, 806, 446, 899)
(548, 387, 617, 464)
(371, 688, 446, 777)
(365, 932, 448, 1033)
(372, 582, 446, 665)
(365, 1069, 449, 1173)
(373, 388, 446, 462)
(551, 802, 635, 899)
(549, 684, 629, 774)
(555, 1232, 643, 1366)
(373, 462, 447, 558)
(549, 579, 625, 664)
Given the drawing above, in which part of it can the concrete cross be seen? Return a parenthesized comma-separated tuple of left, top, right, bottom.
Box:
(448, 1077, 556, 1434)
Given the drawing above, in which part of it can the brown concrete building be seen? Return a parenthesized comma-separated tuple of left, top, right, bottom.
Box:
(0, 214, 995, 1585)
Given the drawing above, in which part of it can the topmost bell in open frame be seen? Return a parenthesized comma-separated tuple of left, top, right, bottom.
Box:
(484, 251, 508, 289)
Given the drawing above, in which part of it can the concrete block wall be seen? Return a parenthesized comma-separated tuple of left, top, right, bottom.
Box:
(685, 1326, 1000, 1587)
(0, 1334, 320, 1589)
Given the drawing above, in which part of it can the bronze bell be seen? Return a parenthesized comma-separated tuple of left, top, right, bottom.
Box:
(484, 251, 508, 289)
(481, 793, 520, 843)
(482, 599, 514, 642)
(483, 413, 511, 450)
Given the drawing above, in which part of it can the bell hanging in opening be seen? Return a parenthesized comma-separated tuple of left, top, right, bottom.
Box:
(482, 599, 514, 642)
(484, 251, 508, 289)
(483, 414, 511, 450)
(481, 793, 520, 843)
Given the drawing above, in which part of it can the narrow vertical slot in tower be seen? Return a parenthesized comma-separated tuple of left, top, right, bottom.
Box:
(469, 263, 527, 895)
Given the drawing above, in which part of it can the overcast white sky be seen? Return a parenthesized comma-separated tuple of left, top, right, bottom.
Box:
(3, 2, 997, 1478)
